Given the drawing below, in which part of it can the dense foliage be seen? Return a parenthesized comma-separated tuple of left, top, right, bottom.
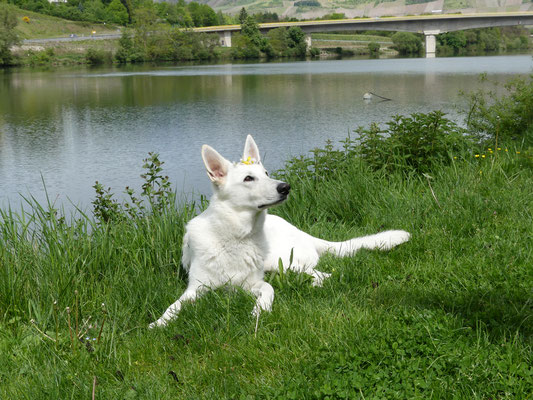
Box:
(355, 111, 474, 174)
(115, 26, 219, 63)
(391, 31, 423, 55)
(6, 0, 225, 27)
(464, 75, 533, 147)
(437, 27, 530, 55)
(232, 16, 308, 59)
(367, 41, 380, 56)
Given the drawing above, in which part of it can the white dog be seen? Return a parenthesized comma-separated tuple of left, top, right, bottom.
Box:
(149, 135, 410, 328)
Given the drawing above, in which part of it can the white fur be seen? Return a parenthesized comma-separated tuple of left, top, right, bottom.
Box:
(149, 135, 410, 328)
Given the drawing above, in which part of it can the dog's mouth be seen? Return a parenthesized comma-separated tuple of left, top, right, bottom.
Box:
(258, 195, 288, 210)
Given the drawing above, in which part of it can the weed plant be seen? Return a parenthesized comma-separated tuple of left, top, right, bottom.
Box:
(1, 90, 533, 398)
(464, 74, 533, 147)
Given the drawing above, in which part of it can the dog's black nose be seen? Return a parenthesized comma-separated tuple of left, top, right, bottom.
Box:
(277, 183, 291, 196)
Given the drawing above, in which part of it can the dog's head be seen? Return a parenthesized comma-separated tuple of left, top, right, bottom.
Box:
(202, 135, 290, 212)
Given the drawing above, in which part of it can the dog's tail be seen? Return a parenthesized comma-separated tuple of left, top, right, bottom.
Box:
(313, 230, 410, 257)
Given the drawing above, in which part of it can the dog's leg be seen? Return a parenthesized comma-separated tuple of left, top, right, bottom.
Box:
(149, 285, 204, 328)
(315, 230, 410, 257)
(310, 270, 332, 287)
(250, 281, 275, 317)
(356, 230, 411, 251)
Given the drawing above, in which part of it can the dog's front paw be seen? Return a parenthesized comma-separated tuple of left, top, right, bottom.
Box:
(311, 271, 331, 287)
(379, 230, 410, 250)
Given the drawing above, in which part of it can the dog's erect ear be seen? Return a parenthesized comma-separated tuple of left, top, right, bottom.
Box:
(243, 135, 261, 164)
(202, 145, 230, 185)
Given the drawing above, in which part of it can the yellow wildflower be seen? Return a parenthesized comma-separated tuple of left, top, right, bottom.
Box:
(475, 154, 479, 158)
(240, 157, 255, 165)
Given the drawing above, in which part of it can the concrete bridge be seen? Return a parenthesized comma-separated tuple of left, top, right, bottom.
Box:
(193, 12, 533, 57)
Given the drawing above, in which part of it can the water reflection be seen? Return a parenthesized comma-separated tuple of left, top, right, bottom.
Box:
(1, 55, 532, 208)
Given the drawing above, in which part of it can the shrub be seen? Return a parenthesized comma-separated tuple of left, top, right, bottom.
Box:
(276, 111, 475, 182)
(231, 32, 260, 59)
(309, 47, 320, 57)
(464, 75, 533, 147)
(438, 31, 467, 55)
(356, 111, 474, 173)
(85, 48, 112, 65)
(321, 13, 345, 20)
(368, 41, 380, 56)
(391, 31, 422, 55)
(28, 48, 56, 65)
(93, 152, 174, 224)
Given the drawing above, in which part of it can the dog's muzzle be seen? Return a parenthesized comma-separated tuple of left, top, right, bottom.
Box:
(258, 182, 291, 209)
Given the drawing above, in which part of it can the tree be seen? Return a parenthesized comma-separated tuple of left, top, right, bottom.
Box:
(241, 15, 266, 47)
(187, 2, 217, 27)
(391, 31, 422, 55)
(84, 0, 108, 23)
(107, 0, 129, 25)
(267, 27, 288, 55)
(368, 41, 380, 56)
(238, 7, 248, 24)
(0, 3, 19, 66)
(287, 26, 306, 54)
(115, 29, 144, 62)
(133, 7, 158, 57)
(438, 31, 467, 54)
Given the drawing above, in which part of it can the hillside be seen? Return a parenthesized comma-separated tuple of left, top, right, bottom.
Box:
(13, 8, 119, 39)
(189, 0, 533, 19)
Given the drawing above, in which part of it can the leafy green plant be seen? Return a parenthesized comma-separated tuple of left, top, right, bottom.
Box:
(391, 31, 423, 55)
(277, 111, 474, 181)
(92, 182, 123, 223)
(464, 75, 533, 147)
(367, 41, 380, 56)
(357, 111, 474, 173)
(92, 152, 175, 224)
(85, 48, 112, 65)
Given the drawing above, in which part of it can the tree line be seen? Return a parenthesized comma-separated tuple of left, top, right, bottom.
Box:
(5, 0, 226, 27)
(390, 27, 530, 55)
(1, 1, 531, 67)
(113, 8, 311, 63)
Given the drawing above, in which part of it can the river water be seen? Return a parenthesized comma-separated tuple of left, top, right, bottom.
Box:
(1, 54, 532, 209)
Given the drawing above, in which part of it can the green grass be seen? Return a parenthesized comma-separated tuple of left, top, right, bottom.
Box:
(13, 7, 119, 39)
(1, 139, 532, 397)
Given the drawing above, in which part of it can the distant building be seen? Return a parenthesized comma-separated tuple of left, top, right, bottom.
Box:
(48, 0, 67, 3)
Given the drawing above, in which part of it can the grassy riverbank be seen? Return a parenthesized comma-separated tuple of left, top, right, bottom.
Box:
(1, 82, 533, 398)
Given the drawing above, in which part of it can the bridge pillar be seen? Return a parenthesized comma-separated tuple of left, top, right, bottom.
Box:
(219, 30, 232, 47)
(305, 34, 312, 48)
(424, 30, 440, 58)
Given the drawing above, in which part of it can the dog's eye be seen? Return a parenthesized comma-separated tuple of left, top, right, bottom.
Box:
(265, 171, 269, 177)
(244, 176, 255, 182)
